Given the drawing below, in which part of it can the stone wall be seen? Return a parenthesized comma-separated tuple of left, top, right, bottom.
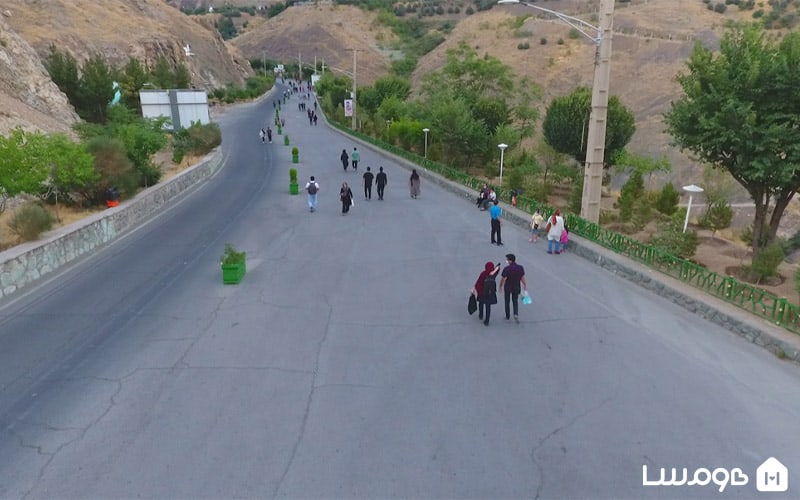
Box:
(0, 148, 223, 299)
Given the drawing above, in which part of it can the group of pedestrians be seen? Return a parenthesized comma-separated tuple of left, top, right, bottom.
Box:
(471, 253, 527, 326)
(303, 165, 390, 215)
(529, 208, 567, 253)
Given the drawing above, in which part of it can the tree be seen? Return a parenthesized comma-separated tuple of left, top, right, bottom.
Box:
(0, 129, 51, 210)
(613, 149, 671, 188)
(78, 54, 116, 123)
(542, 86, 636, 166)
(655, 182, 680, 215)
(174, 63, 192, 89)
(665, 23, 800, 258)
(44, 44, 81, 109)
(41, 134, 98, 207)
(119, 57, 150, 113)
(618, 171, 644, 222)
(700, 200, 733, 238)
(150, 57, 176, 89)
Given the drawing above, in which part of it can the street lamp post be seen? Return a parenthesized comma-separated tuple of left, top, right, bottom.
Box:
(682, 184, 704, 233)
(423, 128, 430, 159)
(498, 143, 508, 182)
(498, 0, 615, 223)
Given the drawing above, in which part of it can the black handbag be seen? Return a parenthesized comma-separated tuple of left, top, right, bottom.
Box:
(468, 294, 478, 315)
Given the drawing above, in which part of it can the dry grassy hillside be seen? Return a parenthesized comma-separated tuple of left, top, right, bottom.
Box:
(2, 0, 252, 91)
(229, 0, 753, 184)
(230, 4, 394, 85)
(413, 0, 750, 183)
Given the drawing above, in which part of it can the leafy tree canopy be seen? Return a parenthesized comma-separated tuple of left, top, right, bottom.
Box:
(664, 22, 800, 255)
(542, 86, 635, 166)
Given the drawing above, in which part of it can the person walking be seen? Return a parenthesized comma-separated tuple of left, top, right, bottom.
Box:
(499, 253, 527, 323)
(376, 166, 388, 200)
(490, 199, 503, 246)
(305, 176, 319, 212)
(266, 127, 272, 143)
(546, 209, 565, 254)
(340, 149, 349, 171)
(351, 147, 360, 171)
(409, 169, 421, 199)
(529, 209, 544, 243)
(472, 261, 500, 326)
(362, 166, 374, 200)
(339, 182, 354, 215)
(259, 128, 266, 143)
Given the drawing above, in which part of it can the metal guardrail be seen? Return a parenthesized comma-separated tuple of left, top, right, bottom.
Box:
(329, 121, 800, 335)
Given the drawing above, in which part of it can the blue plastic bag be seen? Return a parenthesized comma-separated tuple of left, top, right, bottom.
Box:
(521, 291, 532, 305)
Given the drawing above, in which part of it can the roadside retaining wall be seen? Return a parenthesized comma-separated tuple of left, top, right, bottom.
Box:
(0, 149, 223, 299)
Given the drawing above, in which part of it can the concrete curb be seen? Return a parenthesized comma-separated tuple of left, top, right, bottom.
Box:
(350, 140, 800, 366)
(0, 148, 224, 300)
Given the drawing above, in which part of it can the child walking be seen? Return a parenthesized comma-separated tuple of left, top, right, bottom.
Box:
(560, 225, 569, 252)
(529, 209, 544, 243)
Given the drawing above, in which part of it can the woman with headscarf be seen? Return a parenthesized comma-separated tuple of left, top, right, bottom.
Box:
(409, 169, 421, 199)
(340, 149, 349, 171)
(471, 261, 500, 326)
(340, 182, 354, 215)
(546, 208, 565, 254)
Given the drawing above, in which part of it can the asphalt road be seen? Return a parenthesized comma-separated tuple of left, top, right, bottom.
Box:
(0, 84, 798, 499)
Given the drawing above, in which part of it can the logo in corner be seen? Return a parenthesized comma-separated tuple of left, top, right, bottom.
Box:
(756, 457, 788, 492)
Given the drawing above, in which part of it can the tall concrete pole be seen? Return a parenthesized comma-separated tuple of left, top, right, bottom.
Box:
(351, 49, 358, 130)
(580, 0, 615, 223)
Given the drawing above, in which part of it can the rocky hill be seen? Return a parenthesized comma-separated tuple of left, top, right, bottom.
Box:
(0, 0, 253, 136)
(229, 0, 755, 184)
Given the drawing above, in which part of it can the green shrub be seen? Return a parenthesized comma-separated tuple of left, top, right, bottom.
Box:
(700, 200, 733, 236)
(568, 175, 584, 214)
(221, 243, 245, 265)
(650, 211, 699, 259)
(540, 37, 547, 45)
(568, 28, 581, 39)
(794, 266, 800, 300)
(599, 210, 618, 225)
(630, 196, 653, 231)
(749, 243, 784, 281)
(8, 203, 54, 241)
(618, 171, 644, 222)
(291, 146, 299, 155)
(172, 122, 222, 163)
(517, 42, 530, 50)
(740, 225, 753, 245)
(85, 136, 139, 204)
(557, 38, 565, 45)
(714, 2, 727, 13)
(289, 168, 298, 183)
(655, 182, 679, 215)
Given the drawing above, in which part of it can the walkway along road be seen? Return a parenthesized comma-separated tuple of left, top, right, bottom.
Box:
(0, 83, 798, 498)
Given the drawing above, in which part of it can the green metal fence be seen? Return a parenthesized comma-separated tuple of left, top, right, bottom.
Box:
(331, 122, 800, 335)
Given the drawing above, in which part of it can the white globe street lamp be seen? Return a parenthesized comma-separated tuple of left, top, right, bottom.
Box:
(423, 128, 430, 159)
(498, 143, 508, 182)
(682, 184, 705, 233)
(498, 0, 615, 223)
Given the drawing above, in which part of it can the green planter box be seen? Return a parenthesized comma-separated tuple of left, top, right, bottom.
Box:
(292, 154, 299, 164)
(221, 261, 246, 284)
(284, 135, 290, 146)
(290, 182, 299, 195)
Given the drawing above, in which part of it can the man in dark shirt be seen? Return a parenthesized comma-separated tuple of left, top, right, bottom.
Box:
(375, 166, 388, 200)
(499, 253, 527, 323)
(363, 166, 375, 200)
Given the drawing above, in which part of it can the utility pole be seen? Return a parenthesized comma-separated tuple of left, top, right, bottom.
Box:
(580, 0, 615, 223)
(347, 48, 358, 130)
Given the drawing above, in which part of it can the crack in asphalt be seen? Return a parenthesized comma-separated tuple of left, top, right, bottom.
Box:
(529, 391, 619, 500)
(272, 300, 334, 499)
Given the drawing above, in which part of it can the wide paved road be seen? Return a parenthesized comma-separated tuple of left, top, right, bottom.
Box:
(0, 84, 798, 499)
